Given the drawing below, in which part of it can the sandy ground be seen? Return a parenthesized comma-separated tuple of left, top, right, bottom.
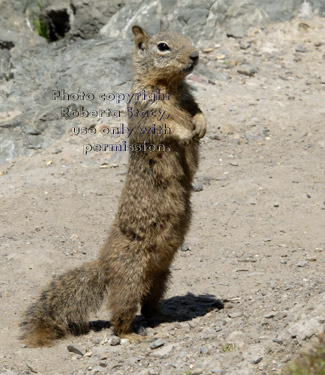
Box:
(0, 17, 324, 375)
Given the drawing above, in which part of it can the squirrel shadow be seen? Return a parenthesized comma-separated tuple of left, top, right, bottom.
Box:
(89, 293, 224, 332)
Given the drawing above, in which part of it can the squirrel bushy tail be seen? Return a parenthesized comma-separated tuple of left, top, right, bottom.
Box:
(20, 260, 107, 347)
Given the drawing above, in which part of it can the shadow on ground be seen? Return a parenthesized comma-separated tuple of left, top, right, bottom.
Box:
(89, 293, 224, 333)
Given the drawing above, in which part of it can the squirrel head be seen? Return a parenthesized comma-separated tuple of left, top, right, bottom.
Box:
(131, 25, 199, 86)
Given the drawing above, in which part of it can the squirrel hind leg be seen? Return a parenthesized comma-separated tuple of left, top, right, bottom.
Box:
(141, 269, 171, 319)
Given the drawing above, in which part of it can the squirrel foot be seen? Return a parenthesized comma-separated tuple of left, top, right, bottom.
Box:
(120, 333, 146, 344)
(192, 112, 207, 139)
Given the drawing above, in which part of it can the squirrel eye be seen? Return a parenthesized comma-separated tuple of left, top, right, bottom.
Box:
(157, 42, 170, 52)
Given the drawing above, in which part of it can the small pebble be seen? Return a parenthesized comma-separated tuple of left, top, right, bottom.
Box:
(228, 311, 243, 318)
(202, 48, 214, 53)
(181, 243, 191, 252)
(249, 355, 263, 365)
(273, 202, 280, 207)
(109, 336, 121, 346)
(199, 346, 208, 354)
(92, 366, 104, 373)
(295, 45, 307, 53)
(209, 133, 222, 140)
(239, 41, 251, 50)
(150, 338, 165, 349)
(120, 338, 130, 345)
(67, 345, 84, 356)
(193, 180, 203, 192)
(237, 65, 258, 77)
(189, 320, 197, 328)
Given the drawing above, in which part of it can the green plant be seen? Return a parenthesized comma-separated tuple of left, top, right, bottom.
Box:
(282, 334, 325, 375)
(221, 343, 236, 352)
(33, 15, 50, 41)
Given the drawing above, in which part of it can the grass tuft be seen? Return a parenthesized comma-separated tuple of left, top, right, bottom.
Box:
(33, 15, 50, 41)
(283, 334, 325, 375)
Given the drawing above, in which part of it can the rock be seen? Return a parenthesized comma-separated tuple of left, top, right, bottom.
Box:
(188, 320, 197, 328)
(180, 243, 191, 252)
(92, 366, 105, 373)
(237, 65, 258, 77)
(243, 345, 264, 364)
(296, 261, 308, 267)
(109, 336, 121, 346)
(246, 354, 263, 364)
(92, 346, 108, 359)
(247, 198, 257, 205)
(0, 27, 132, 164)
(273, 202, 280, 207)
(151, 343, 176, 357)
(239, 41, 251, 50)
(120, 338, 130, 345)
(209, 133, 222, 140)
(192, 180, 203, 192)
(288, 316, 324, 341)
(299, 1, 313, 19)
(0, 0, 324, 166)
(201, 48, 214, 53)
(295, 45, 307, 53)
(68, 0, 126, 40)
(180, 322, 190, 330)
(199, 346, 209, 354)
(150, 338, 165, 349)
(67, 345, 84, 356)
(273, 338, 283, 345)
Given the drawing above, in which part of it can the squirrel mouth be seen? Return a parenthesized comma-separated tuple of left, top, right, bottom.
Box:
(182, 64, 195, 73)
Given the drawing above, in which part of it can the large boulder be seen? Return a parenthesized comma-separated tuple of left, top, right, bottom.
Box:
(0, 0, 324, 164)
(100, 0, 325, 46)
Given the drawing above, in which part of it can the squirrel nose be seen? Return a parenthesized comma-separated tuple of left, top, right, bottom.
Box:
(190, 51, 199, 64)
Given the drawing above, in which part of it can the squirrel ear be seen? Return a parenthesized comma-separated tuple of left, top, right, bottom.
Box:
(132, 25, 150, 51)
(160, 20, 167, 32)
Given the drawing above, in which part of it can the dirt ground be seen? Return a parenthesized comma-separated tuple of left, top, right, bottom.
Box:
(0, 17, 324, 375)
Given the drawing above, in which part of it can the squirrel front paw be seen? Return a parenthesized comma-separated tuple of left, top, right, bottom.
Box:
(174, 127, 193, 145)
(192, 113, 207, 139)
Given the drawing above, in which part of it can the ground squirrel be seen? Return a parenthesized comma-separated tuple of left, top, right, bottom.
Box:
(20, 24, 207, 347)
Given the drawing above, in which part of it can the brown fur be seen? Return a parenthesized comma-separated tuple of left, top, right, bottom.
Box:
(20, 25, 207, 347)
